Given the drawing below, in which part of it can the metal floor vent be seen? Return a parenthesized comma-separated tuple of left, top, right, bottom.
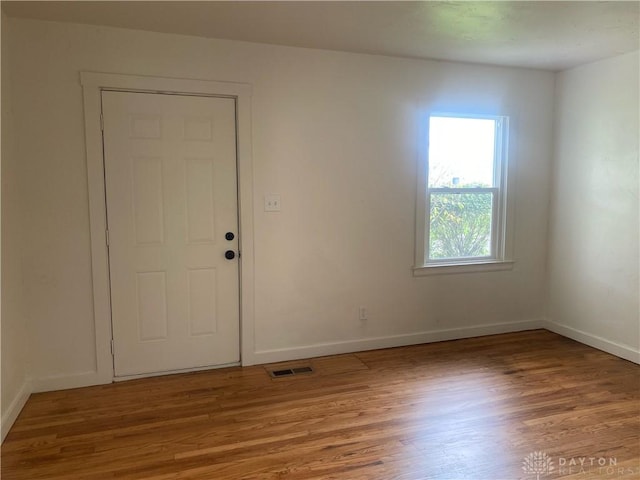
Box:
(268, 366, 314, 378)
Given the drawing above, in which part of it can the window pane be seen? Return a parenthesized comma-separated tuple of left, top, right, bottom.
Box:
(428, 116, 496, 188)
(428, 192, 493, 260)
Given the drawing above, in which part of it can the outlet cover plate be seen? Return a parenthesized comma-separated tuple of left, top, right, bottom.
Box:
(264, 194, 281, 212)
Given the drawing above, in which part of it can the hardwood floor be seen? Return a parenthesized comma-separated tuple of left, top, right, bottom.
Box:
(2, 330, 639, 479)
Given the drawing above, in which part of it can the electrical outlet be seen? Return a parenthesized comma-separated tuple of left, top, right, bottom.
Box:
(359, 306, 367, 321)
(264, 194, 281, 212)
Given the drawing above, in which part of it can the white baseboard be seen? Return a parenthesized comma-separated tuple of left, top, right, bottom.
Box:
(31, 370, 110, 393)
(252, 318, 544, 365)
(1, 378, 32, 443)
(544, 320, 640, 364)
(25, 319, 636, 398)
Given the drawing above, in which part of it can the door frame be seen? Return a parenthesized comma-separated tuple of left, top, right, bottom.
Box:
(81, 72, 256, 384)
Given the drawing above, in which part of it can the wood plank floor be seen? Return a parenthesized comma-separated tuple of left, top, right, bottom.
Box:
(2, 330, 639, 479)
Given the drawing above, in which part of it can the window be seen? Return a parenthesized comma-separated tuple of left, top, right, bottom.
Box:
(415, 113, 512, 274)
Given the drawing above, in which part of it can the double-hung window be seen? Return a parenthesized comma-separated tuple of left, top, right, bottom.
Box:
(415, 113, 512, 274)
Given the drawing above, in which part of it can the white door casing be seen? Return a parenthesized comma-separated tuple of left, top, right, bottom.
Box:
(102, 91, 240, 377)
(81, 73, 254, 390)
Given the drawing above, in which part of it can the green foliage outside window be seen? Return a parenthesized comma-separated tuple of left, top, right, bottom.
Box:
(428, 191, 493, 259)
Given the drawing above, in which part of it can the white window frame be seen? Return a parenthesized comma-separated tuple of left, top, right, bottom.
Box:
(414, 113, 514, 276)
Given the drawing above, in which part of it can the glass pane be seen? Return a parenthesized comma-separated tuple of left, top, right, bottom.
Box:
(428, 116, 496, 188)
(429, 192, 493, 260)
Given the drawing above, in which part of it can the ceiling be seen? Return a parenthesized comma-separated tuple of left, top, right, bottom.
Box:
(2, 1, 639, 71)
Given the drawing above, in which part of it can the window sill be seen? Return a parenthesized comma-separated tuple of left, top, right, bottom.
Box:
(413, 260, 514, 276)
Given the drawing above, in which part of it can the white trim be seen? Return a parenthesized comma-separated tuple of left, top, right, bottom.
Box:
(428, 187, 498, 194)
(413, 111, 428, 268)
(413, 260, 514, 276)
(80, 72, 251, 98)
(236, 82, 257, 366)
(415, 113, 514, 269)
(80, 72, 256, 381)
(1, 378, 32, 442)
(253, 319, 544, 365)
(544, 320, 640, 364)
(31, 371, 103, 393)
(80, 75, 113, 386)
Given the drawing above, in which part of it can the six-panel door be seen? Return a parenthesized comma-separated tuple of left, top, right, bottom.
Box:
(102, 91, 240, 377)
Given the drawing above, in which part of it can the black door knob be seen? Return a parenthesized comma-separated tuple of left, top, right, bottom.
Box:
(225, 232, 235, 241)
(224, 250, 236, 260)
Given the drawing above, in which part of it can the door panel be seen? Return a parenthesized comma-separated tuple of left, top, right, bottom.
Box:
(102, 91, 240, 377)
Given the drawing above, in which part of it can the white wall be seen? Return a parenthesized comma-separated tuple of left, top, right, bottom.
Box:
(547, 51, 639, 362)
(1, 12, 32, 440)
(6, 18, 554, 390)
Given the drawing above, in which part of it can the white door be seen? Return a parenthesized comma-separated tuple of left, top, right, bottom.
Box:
(102, 91, 240, 377)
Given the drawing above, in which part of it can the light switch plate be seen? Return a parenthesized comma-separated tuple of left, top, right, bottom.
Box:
(264, 194, 281, 212)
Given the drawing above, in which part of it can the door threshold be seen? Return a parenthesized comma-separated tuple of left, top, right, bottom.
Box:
(113, 361, 241, 382)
